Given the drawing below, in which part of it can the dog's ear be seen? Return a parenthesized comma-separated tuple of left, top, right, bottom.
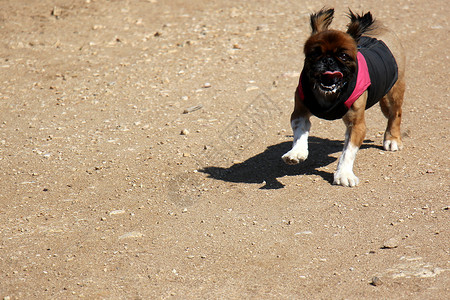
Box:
(346, 10, 376, 41)
(310, 8, 334, 34)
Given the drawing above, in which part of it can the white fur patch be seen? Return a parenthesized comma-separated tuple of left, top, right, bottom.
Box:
(384, 140, 400, 151)
(334, 142, 359, 187)
(282, 117, 311, 165)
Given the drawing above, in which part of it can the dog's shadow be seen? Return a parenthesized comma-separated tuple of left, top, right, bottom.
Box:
(199, 137, 378, 189)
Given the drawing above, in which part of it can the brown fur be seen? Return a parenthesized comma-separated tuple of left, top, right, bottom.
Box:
(305, 30, 358, 62)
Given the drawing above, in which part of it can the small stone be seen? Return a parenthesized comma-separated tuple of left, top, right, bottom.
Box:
(109, 210, 125, 216)
(51, 7, 62, 18)
(119, 231, 144, 239)
(180, 129, 189, 135)
(370, 276, 383, 286)
(256, 24, 269, 31)
(183, 104, 203, 114)
(282, 71, 300, 78)
(203, 82, 211, 88)
(295, 231, 312, 235)
(245, 86, 259, 92)
(382, 237, 400, 249)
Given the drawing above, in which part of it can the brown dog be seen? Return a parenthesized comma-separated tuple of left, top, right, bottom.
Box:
(282, 8, 405, 186)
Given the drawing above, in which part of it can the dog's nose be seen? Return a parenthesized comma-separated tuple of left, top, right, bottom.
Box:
(323, 56, 335, 66)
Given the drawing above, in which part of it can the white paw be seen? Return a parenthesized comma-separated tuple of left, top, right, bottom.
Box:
(282, 149, 308, 165)
(333, 171, 360, 187)
(383, 140, 403, 151)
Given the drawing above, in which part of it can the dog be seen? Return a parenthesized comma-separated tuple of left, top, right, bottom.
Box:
(282, 8, 405, 187)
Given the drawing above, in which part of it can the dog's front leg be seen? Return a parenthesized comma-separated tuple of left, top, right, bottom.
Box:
(334, 95, 367, 187)
(282, 95, 311, 164)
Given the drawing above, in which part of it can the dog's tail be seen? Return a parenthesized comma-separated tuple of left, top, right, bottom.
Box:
(346, 10, 377, 41)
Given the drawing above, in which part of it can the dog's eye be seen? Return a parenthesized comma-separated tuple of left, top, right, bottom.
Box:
(309, 47, 322, 58)
(339, 53, 350, 61)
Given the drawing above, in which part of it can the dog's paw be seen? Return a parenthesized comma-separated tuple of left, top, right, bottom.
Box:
(333, 171, 359, 187)
(282, 149, 308, 165)
(383, 138, 403, 151)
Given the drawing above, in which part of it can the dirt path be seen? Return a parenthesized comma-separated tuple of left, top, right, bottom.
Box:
(0, 0, 448, 298)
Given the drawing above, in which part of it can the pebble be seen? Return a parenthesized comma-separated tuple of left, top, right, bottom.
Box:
(256, 24, 269, 31)
(180, 129, 189, 135)
(203, 82, 211, 88)
(51, 7, 62, 18)
(282, 71, 300, 78)
(109, 210, 125, 216)
(183, 104, 203, 114)
(245, 86, 259, 92)
(370, 276, 383, 286)
(382, 237, 400, 249)
(295, 231, 312, 235)
(119, 231, 144, 239)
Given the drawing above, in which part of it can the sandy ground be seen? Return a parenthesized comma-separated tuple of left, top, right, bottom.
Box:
(0, 0, 449, 299)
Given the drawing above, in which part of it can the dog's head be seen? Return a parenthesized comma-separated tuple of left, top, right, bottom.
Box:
(302, 8, 376, 98)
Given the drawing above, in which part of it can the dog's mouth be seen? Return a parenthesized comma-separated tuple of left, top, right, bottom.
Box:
(319, 71, 344, 93)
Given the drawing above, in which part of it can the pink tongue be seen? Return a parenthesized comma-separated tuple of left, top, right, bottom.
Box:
(323, 71, 343, 78)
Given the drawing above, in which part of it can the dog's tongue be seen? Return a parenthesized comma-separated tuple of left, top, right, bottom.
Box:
(323, 71, 343, 79)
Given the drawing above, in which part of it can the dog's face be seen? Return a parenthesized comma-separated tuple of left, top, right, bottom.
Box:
(304, 30, 357, 95)
(302, 8, 374, 99)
